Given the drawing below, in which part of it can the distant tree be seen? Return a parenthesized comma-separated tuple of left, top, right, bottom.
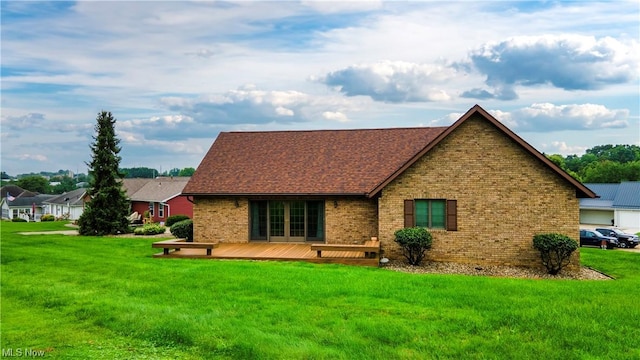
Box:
(15, 175, 50, 193)
(625, 161, 640, 181)
(121, 167, 158, 178)
(179, 167, 196, 176)
(167, 168, 181, 177)
(51, 177, 77, 194)
(586, 144, 615, 158)
(76, 173, 88, 183)
(546, 154, 565, 169)
(78, 111, 130, 236)
(0, 171, 10, 179)
(583, 161, 626, 183)
(563, 155, 582, 173)
(587, 144, 640, 163)
(545, 154, 581, 181)
(545, 144, 640, 183)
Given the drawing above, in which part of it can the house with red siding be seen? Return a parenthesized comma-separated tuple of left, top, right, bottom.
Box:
(183, 105, 596, 268)
(124, 177, 193, 224)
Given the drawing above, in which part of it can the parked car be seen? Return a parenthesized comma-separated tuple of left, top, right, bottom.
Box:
(595, 228, 639, 249)
(579, 230, 618, 249)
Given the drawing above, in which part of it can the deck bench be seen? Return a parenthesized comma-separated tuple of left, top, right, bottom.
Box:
(152, 239, 219, 256)
(311, 240, 380, 259)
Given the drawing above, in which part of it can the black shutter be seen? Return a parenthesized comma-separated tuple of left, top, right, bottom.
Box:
(404, 200, 414, 228)
(446, 200, 457, 231)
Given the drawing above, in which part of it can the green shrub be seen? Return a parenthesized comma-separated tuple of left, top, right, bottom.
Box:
(165, 215, 190, 227)
(170, 219, 193, 242)
(12, 217, 27, 222)
(532, 233, 579, 275)
(41, 214, 55, 222)
(394, 227, 433, 266)
(134, 223, 166, 236)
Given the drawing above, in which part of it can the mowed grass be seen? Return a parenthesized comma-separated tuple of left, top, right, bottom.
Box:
(1, 221, 639, 359)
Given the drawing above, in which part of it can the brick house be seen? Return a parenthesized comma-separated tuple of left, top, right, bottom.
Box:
(183, 105, 595, 268)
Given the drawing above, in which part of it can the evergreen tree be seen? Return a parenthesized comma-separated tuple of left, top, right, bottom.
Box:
(78, 111, 130, 236)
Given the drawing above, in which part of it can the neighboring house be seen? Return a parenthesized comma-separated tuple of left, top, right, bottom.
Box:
(580, 182, 640, 229)
(43, 188, 89, 220)
(1, 185, 55, 221)
(124, 177, 193, 224)
(183, 105, 596, 268)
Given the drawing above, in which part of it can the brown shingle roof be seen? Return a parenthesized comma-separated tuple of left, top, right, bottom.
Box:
(184, 105, 597, 199)
(183, 127, 447, 196)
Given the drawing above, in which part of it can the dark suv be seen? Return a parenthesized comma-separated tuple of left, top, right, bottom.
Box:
(579, 229, 618, 249)
(595, 228, 639, 249)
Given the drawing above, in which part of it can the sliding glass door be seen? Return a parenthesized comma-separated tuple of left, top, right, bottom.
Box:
(250, 200, 324, 242)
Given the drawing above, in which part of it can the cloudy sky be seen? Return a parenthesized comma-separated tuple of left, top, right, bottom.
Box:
(1, 1, 639, 176)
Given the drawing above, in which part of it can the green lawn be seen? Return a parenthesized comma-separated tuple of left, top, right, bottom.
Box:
(1, 221, 639, 359)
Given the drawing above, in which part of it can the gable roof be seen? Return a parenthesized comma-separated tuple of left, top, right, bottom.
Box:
(121, 178, 151, 198)
(369, 105, 595, 198)
(1, 185, 38, 199)
(582, 182, 640, 209)
(43, 188, 87, 206)
(129, 177, 190, 203)
(183, 127, 447, 196)
(1, 185, 26, 199)
(184, 105, 596, 199)
(5, 194, 56, 207)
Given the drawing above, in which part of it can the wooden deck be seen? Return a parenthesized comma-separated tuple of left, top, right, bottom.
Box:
(153, 242, 380, 267)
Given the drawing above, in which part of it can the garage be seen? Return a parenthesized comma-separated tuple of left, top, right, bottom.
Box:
(617, 210, 640, 229)
(580, 209, 614, 225)
(581, 182, 640, 230)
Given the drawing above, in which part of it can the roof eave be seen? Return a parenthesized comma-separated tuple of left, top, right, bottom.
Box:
(182, 192, 370, 197)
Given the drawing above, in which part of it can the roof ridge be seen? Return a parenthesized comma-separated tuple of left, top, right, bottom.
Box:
(223, 126, 449, 134)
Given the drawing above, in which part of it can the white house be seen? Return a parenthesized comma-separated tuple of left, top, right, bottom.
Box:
(1, 187, 55, 221)
(43, 188, 88, 220)
(580, 182, 640, 230)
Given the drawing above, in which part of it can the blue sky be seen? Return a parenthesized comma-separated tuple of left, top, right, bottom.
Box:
(1, 1, 639, 176)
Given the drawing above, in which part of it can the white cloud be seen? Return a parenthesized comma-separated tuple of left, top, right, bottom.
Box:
(462, 35, 640, 99)
(14, 154, 48, 162)
(322, 111, 349, 122)
(301, 0, 382, 14)
(1, 113, 46, 130)
(161, 86, 357, 127)
(1, 1, 638, 175)
(489, 103, 629, 132)
(118, 130, 204, 155)
(541, 141, 589, 156)
(320, 61, 455, 103)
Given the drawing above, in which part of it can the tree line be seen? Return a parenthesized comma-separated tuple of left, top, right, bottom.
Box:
(1, 166, 196, 195)
(546, 144, 640, 183)
(5, 143, 636, 195)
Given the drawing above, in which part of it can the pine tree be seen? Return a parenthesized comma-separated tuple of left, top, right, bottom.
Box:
(78, 111, 130, 236)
